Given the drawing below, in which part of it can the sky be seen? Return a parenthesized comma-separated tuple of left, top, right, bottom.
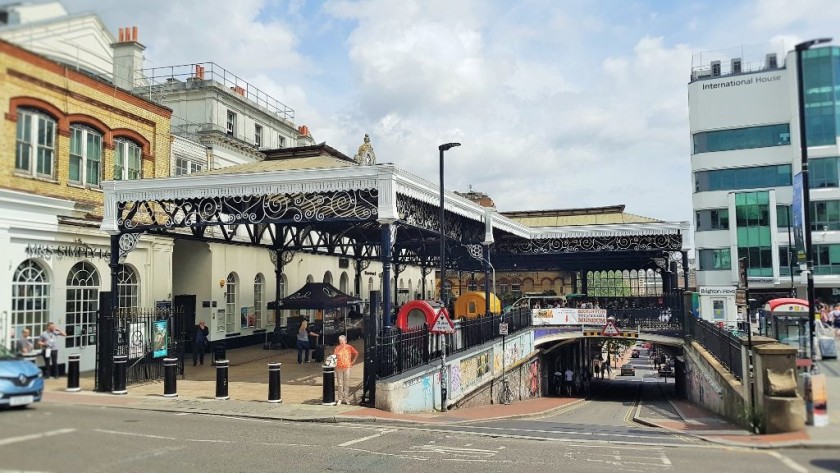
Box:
(45, 0, 840, 221)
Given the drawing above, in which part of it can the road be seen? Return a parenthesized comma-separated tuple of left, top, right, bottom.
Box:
(1, 346, 834, 473)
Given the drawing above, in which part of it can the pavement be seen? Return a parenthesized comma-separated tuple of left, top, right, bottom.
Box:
(39, 338, 840, 449)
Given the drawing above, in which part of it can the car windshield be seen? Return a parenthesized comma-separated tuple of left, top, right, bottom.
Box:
(0, 344, 18, 360)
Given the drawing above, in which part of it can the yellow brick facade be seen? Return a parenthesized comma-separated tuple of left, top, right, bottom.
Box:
(0, 40, 171, 217)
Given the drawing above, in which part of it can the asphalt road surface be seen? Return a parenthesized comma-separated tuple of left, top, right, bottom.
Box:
(0, 401, 831, 472)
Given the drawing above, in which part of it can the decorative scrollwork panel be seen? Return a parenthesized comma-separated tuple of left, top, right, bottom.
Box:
(395, 195, 484, 243)
(495, 234, 682, 255)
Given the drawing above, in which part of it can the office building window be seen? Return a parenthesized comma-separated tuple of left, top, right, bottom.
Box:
(278, 135, 286, 148)
(735, 191, 773, 277)
(114, 139, 142, 180)
(698, 249, 731, 271)
(69, 126, 102, 186)
(692, 124, 790, 154)
(15, 109, 56, 178)
(814, 244, 840, 275)
(810, 157, 840, 188)
(802, 47, 840, 147)
(255, 124, 263, 147)
(811, 200, 840, 230)
(777, 205, 792, 228)
(695, 209, 729, 231)
(779, 246, 795, 276)
(226, 111, 236, 136)
(694, 164, 791, 192)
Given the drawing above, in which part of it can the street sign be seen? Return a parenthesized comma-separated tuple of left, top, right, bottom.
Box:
(735, 289, 747, 306)
(499, 323, 509, 335)
(601, 320, 620, 337)
(430, 308, 455, 334)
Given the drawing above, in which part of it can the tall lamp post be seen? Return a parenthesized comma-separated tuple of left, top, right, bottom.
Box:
(438, 142, 460, 412)
(796, 38, 832, 365)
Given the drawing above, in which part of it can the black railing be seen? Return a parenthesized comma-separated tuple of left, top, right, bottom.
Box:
(376, 308, 531, 379)
(687, 316, 744, 380)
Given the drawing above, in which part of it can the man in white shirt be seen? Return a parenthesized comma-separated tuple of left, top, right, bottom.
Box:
(38, 322, 66, 378)
(564, 368, 574, 396)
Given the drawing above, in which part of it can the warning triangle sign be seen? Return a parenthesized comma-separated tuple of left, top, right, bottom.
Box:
(430, 308, 455, 334)
(601, 320, 620, 337)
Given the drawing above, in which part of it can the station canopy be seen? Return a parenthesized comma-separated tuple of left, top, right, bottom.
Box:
(100, 144, 688, 274)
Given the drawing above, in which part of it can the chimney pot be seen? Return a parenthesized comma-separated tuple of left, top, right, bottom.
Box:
(132, 26, 138, 42)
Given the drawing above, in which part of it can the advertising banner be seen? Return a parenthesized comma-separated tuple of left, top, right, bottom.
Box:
(531, 308, 607, 326)
(792, 172, 807, 263)
(152, 319, 168, 358)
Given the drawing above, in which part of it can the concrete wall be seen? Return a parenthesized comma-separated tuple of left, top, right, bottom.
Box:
(375, 330, 535, 413)
(683, 340, 749, 428)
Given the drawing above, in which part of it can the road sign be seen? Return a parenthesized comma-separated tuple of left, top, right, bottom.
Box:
(430, 308, 455, 334)
(499, 322, 509, 335)
(601, 320, 621, 337)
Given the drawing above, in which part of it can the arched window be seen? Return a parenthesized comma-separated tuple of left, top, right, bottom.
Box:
(15, 108, 56, 178)
(117, 264, 139, 309)
(510, 279, 521, 297)
(279, 274, 287, 298)
(306, 274, 314, 283)
(225, 272, 238, 333)
(254, 273, 264, 329)
(11, 260, 50, 348)
(114, 138, 142, 180)
(69, 125, 103, 186)
(323, 271, 333, 285)
(339, 272, 349, 294)
(467, 278, 478, 292)
(66, 262, 99, 348)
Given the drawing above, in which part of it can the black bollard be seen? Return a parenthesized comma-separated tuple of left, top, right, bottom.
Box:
(215, 359, 229, 400)
(163, 357, 178, 398)
(66, 353, 81, 392)
(112, 355, 127, 395)
(268, 362, 282, 403)
(322, 364, 336, 406)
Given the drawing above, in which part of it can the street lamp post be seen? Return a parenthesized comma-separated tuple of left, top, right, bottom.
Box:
(438, 142, 460, 412)
(796, 38, 832, 365)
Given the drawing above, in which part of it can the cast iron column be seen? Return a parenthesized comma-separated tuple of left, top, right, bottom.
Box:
(380, 222, 394, 327)
(273, 248, 283, 325)
(483, 245, 492, 314)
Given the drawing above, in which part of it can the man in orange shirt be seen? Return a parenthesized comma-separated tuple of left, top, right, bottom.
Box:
(333, 335, 359, 405)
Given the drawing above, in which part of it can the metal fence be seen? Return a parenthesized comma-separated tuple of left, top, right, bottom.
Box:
(686, 316, 744, 380)
(96, 306, 185, 391)
(376, 308, 532, 379)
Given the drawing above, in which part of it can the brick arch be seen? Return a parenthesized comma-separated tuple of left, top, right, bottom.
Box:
(6, 96, 69, 136)
(112, 128, 152, 160)
(66, 114, 113, 148)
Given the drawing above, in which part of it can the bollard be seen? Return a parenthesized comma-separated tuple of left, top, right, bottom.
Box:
(215, 359, 229, 400)
(268, 362, 282, 403)
(163, 357, 178, 398)
(66, 353, 81, 392)
(322, 364, 336, 406)
(112, 355, 127, 395)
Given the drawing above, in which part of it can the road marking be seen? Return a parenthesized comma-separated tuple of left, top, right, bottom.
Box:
(94, 429, 176, 440)
(766, 451, 809, 473)
(404, 444, 498, 459)
(338, 429, 395, 447)
(0, 428, 76, 447)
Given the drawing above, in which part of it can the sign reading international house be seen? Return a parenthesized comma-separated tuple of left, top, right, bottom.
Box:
(531, 308, 607, 326)
(701, 74, 782, 91)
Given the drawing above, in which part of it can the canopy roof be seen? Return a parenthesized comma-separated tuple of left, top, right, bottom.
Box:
(278, 282, 362, 310)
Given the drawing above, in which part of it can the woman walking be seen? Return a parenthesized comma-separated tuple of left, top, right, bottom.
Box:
(297, 320, 317, 364)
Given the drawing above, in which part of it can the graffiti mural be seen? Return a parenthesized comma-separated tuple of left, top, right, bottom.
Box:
(459, 350, 491, 392)
(449, 364, 462, 396)
(527, 359, 540, 398)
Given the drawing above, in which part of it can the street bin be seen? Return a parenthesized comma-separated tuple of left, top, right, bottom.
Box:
(213, 342, 226, 366)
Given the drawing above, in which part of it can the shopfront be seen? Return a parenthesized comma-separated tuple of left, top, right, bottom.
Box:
(697, 286, 737, 325)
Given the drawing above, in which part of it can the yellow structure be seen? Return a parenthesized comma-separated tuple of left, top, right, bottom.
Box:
(454, 292, 502, 319)
(0, 39, 172, 217)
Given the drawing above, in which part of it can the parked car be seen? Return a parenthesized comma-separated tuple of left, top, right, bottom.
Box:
(620, 364, 636, 376)
(0, 345, 44, 409)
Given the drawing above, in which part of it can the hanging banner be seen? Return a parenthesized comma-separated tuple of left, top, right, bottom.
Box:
(152, 319, 168, 358)
(792, 172, 807, 264)
(531, 308, 607, 326)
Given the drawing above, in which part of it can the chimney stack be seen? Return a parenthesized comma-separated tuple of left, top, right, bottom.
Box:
(112, 25, 146, 90)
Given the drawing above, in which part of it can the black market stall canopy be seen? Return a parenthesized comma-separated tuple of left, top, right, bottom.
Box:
(278, 282, 362, 310)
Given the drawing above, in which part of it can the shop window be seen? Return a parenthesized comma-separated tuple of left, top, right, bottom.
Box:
(11, 260, 50, 351)
(65, 262, 99, 348)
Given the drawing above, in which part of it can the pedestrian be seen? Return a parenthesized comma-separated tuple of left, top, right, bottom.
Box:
(38, 322, 66, 378)
(15, 328, 34, 355)
(574, 370, 582, 395)
(297, 320, 317, 364)
(332, 335, 359, 405)
(593, 361, 601, 379)
(583, 368, 591, 395)
(564, 367, 574, 396)
(193, 320, 209, 366)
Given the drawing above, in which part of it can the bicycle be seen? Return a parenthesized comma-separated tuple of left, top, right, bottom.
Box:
(498, 378, 513, 405)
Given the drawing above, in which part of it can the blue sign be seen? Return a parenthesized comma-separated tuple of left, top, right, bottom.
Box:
(152, 320, 168, 358)
(792, 172, 806, 263)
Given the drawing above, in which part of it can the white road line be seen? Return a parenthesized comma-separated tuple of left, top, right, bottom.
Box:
(338, 429, 395, 447)
(0, 428, 76, 447)
(93, 429, 176, 440)
(766, 451, 809, 473)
